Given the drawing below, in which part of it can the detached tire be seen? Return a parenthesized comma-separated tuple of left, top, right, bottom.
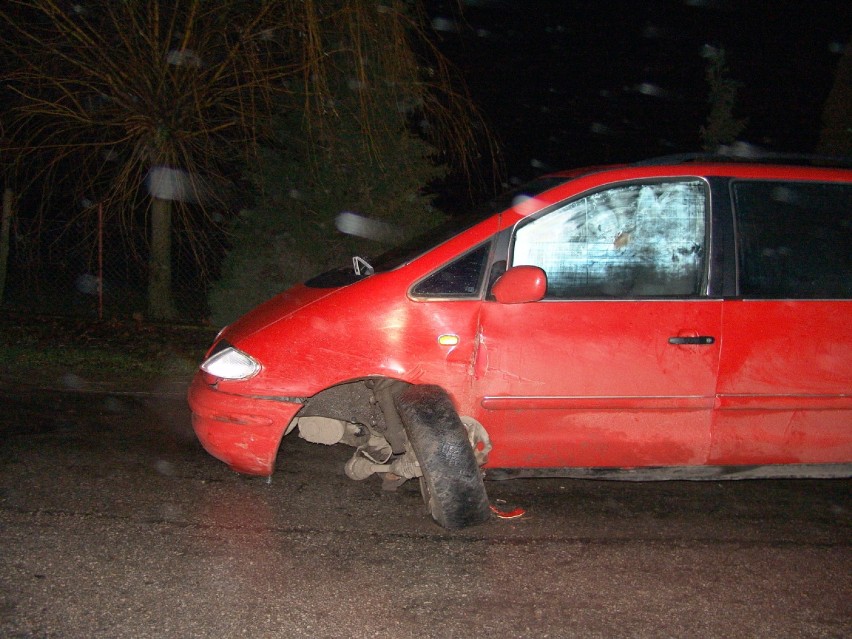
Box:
(395, 385, 490, 529)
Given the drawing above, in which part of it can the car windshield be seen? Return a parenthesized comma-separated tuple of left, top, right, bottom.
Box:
(305, 176, 570, 288)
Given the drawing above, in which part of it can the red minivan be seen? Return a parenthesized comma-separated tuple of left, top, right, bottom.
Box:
(189, 157, 852, 528)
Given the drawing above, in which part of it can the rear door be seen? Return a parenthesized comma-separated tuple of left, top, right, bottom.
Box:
(475, 179, 722, 469)
(712, 179, 852, 464)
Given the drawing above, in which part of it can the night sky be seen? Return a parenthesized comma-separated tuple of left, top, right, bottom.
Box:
(426, 0, 850, 185)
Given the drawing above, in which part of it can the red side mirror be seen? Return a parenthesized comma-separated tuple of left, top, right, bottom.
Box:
(492, 266, 547, 304)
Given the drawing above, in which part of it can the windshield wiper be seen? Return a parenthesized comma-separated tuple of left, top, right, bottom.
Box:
(352, 256, 374, 276)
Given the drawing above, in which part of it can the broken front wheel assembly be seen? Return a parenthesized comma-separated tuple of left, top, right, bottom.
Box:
(395, 384, 491, 530)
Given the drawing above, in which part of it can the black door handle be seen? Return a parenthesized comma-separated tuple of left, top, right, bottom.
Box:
(668, 336, 715, 345)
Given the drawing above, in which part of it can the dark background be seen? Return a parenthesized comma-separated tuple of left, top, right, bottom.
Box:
(427, 0, 850, 185)
(1, 1, 848, 321)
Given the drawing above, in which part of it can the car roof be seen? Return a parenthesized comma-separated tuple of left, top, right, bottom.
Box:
(542, 153, 852, 189)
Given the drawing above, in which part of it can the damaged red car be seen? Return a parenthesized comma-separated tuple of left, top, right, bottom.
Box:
(189, 156, 852, 529)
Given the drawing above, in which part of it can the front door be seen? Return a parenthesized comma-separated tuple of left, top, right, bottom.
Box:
(475, 179, 721, 469)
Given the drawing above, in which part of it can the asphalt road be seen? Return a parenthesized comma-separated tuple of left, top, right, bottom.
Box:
(1, 388, 850, 638)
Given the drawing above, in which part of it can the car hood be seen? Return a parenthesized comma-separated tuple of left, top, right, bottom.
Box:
(218, 283, 341, 346)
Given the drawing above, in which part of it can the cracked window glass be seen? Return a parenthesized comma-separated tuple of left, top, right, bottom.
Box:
(512, 180, 707, 298)
(413, 244, 490, 298)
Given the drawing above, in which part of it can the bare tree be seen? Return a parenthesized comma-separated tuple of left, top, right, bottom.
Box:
(1, 0, 490, 319)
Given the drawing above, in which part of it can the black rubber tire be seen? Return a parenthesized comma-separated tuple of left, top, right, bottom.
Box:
(395, 384, 490, 529)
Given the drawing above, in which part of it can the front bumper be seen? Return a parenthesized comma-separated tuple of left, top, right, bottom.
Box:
(187, 374, 303, 476)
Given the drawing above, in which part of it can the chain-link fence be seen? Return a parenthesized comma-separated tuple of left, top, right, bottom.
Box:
(1, 214, 226, 323)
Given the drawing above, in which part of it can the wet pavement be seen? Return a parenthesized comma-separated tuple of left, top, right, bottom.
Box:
(1, 387, 850, 638)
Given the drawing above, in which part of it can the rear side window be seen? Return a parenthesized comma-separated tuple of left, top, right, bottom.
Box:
(734, 181, 852, 298)
(512, 180, 707, 298)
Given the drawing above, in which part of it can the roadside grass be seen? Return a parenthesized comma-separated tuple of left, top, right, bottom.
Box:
(0, 311, 217, 391)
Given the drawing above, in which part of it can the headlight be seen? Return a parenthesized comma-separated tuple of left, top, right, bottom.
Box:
(200, 344, 261, 380)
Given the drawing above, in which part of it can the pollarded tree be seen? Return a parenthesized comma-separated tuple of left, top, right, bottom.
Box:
(1, 0, 291, 319)
(1, 0, 491, 320)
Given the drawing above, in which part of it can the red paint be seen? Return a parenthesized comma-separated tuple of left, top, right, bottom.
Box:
(188, 162, 852, 477)
(491, 265, 547, 303)
(188, 375, 302, 476)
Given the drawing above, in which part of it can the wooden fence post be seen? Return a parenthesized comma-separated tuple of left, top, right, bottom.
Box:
(0, 188, 13, 305)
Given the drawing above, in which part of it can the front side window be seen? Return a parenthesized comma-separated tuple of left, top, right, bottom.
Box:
(512, 180, 707, 298)
(734, 181, 852, 299)
(412, 244, 490, 298)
